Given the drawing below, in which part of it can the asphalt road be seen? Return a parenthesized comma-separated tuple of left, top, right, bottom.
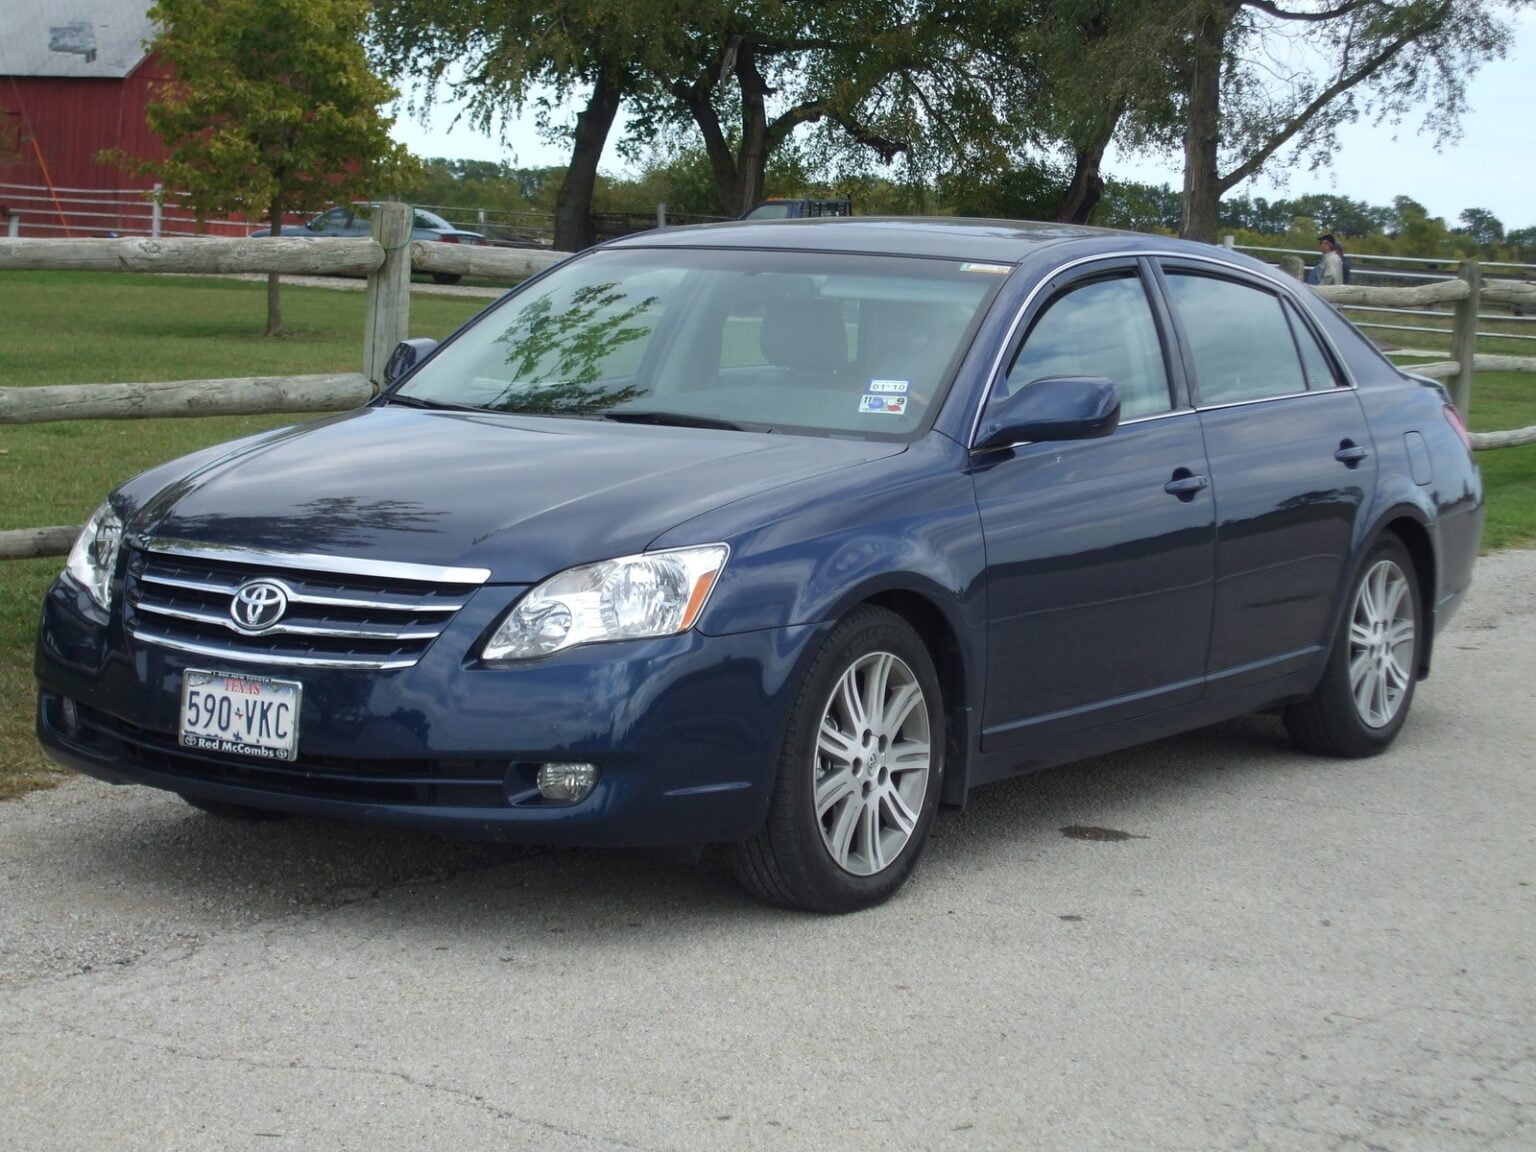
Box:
(2, 551, 1533, 1152)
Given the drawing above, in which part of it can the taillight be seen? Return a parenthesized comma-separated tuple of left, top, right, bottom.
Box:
(435, 234, 461, 244)
(1443, 403, 1473, 452)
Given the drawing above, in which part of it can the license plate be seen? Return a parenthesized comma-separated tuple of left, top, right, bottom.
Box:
(178, 669, 301, 761)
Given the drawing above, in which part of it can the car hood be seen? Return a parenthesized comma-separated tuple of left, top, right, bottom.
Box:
(131, 407, 906, 582)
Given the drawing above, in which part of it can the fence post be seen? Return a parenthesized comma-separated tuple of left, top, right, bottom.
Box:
(1221, 234, 1234, 250)
(1450, 259, 1481, 414)
(151, 184, 163, 238)
(657, 202, 667, 230)
(363, 202, 412, 389)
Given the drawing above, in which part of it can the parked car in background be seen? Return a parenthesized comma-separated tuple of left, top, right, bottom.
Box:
(249, 203, 487, 284)
(741, 197, 853, 220)
(36, 218, 1483, 913)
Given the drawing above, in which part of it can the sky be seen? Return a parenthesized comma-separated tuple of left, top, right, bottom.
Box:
(388, 10, 1536, 231)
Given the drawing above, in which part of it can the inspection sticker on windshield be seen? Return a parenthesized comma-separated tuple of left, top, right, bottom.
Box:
(867, 379, 909, 394)
(859, 394, 908, 415)
(960, 262, 1012, 275)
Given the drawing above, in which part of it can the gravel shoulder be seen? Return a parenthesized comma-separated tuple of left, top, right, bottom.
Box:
(2, 550, 1533, 1151)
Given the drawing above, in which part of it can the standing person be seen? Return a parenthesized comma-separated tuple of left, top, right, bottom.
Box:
(1315, 234, 1345, 286)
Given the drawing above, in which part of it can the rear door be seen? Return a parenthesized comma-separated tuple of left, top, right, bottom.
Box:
(973, 259, 1216, 751)
(1156, 262, 1377, 695)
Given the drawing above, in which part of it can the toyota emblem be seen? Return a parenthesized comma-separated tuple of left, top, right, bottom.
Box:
(230, 580, 290, 633)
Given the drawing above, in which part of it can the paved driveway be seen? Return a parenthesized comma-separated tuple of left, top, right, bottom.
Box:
(2, 552, 1533, 1152)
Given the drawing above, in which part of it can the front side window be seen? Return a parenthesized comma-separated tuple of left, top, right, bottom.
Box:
(394, 248, 1004, 438)
(1165, 272, 1308, 405)
(1002, 273, 1172, 419)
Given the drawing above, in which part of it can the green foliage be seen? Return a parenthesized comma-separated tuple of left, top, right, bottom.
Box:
(939, 158, 1071, 222)
(130, 0, 416, 225)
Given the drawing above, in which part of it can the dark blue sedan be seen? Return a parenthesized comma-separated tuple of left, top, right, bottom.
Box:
(35, 219, 1483, 911)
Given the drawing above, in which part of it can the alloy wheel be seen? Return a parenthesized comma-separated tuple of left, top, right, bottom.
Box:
(1348, 558, 1417, 729)
(813, 651, 932, 876)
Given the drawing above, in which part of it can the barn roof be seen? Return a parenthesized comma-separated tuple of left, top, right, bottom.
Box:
(0, 1, 156, 80)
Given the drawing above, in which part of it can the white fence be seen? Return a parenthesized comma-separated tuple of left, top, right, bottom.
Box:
(0, 181, 250, 240)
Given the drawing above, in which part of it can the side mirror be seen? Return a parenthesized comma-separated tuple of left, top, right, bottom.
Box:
(972, 376, 1121, 451)
(383, 338, 439, 387)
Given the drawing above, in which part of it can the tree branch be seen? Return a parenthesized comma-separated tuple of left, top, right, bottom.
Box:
(1242, 0, 1376, 22)
(1217, 1, 1450, 192)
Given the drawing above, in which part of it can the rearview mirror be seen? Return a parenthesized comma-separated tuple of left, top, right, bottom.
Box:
(383, 338, 440, 387)
(972, 376, 1121, 451)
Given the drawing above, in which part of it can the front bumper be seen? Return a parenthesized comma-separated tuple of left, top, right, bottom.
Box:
(35, 576, 824, 846)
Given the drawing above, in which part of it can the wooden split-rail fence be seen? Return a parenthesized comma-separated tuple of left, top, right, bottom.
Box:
(2, 204, 1535, 561)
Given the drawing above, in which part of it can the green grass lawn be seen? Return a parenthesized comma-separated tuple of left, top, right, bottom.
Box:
(1, 270, 1532, 798)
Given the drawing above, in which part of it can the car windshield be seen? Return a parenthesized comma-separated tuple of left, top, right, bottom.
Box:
(393, 247, 1006, 437)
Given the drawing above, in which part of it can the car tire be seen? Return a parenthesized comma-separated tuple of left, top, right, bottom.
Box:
(1284, 535, 1422, 757)
(180, 794, 287, 821)
(431, 273, 463, 286)
(730, 606, 944, 913)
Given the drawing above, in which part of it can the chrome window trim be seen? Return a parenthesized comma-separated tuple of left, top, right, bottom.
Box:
(127, 628, 419, 671)
(1190, 385, 1361, 415)
(966, 248, 1360, 448)
(141, 539, 491, 586)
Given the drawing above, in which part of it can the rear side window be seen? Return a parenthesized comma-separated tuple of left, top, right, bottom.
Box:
(1284, 300, 1339, 389)
(1003, 273, 1172, 419)
(1165, 273, 1306, 405)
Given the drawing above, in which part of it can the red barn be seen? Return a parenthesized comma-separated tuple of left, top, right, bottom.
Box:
(0, 1, 244, 237)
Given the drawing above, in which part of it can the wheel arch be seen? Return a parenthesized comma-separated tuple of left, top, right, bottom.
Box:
(858, 587, 974, 807)
(1375, 513, 1437, 676)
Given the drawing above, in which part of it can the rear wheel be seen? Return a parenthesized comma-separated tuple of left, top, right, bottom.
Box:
(1284, 535, 1422, 757)
(180, 794, 287, 821)
(730, 607, 943, 912)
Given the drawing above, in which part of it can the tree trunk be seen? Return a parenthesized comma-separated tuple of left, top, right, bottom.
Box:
(1056, 107, 1122, 225)
(731, 44, 771, 216)
(265, 205, 285, 336)
(553, 68, 622, 253)
(1179, 6, 1233, 243)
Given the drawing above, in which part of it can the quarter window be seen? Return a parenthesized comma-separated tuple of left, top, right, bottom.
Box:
(1003, 274, 1172, 419)
(1165, 273, 1307, 404)
(1285, 300, 1339, 389)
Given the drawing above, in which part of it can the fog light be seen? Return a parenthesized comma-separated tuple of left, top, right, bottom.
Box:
(60, 697, 80, 737)
(537, 762, 600, 803)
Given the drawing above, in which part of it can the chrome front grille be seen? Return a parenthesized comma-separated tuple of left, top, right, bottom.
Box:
(124, 540, 489, 670)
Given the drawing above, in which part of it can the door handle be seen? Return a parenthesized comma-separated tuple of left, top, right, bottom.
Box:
(1335, 441, 1370, 467)
(1164, 470, 1209, 500)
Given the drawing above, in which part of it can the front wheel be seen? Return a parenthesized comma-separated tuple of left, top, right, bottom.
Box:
(1284, 535, 1422, 757)
(430, 272, 462, 285)
(730, 607, 944, 912)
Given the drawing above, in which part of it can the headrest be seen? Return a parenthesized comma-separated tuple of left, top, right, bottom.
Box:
(758, 295, 848, 373)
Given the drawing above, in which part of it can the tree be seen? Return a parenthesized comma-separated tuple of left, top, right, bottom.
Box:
(123, 0, 414, 335)
(371, 0, 691, 251)
(1457, 206, 1504, 247)
(1162, 0, 1515, 242)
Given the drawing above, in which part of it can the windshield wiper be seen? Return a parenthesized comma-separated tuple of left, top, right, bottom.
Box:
(603, 410, 749, 432)
(383, 394, 481, 412)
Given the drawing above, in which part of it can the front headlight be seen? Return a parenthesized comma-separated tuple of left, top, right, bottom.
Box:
(64, 501, 125, 611)
(482, 544, 730, 661)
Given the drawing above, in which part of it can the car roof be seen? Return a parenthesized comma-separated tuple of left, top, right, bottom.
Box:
(604, 216, 1185, 264)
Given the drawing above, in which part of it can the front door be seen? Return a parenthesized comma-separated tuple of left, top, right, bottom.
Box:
(973, 262, 1216, 751)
